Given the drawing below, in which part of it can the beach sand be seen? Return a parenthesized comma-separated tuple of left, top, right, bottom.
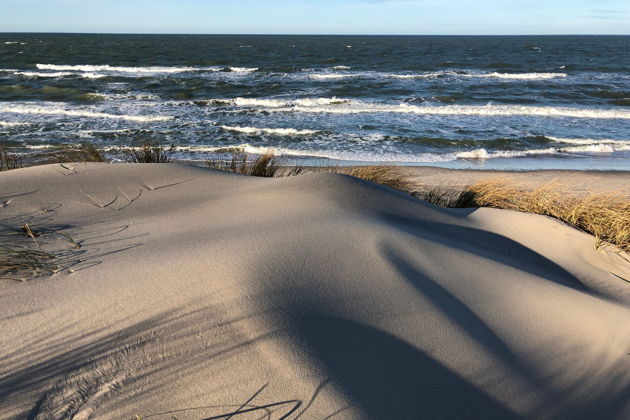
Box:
(1, 163, 629, 419)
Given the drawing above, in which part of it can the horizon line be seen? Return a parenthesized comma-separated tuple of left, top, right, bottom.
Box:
(2, 32, 629, 37)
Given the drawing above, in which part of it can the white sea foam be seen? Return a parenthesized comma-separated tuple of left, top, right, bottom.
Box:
(77, 72, 106, 79)
(456, 148, 556, 159)
(547, 136, 629, 146)
(213, 97, 351, 108)
(231, 98, 289, 107)
(20, 144, 57, 150)
(389, 71, 458, 79)
(4, 41, 26, 45)
(308, 71, 448, 80)
(456, 143, 630, 160)
(250, 100, 630, 120)
(172, 144, 453, 163)
(220, 126, 319, 136)
(14, 71, 106, 79)
(35, 64, 258, 76)
(333, 66, 352, 70)
(470, 72, 567, 80)
(36, 64, 201, 74)
(294, 97, 351, 107)
(227, 67, 259, 73)
(561, 144, 630, 153)
(15, 71, 73, 78)
(0, 104, 171, 122)
(0, 121, 28, 127)
(210, 96, 630, 119)
(306, 70, 566, 81)
(310, 74, 356, 80)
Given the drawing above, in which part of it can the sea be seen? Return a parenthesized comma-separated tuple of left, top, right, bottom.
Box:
(1, 34, 629, 170)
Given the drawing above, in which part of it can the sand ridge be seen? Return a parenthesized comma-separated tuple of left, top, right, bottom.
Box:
(1, 163, 629, 419)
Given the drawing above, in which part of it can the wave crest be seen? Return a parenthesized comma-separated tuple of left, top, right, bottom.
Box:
(211, 97, 630, 120)
(0, 104, 171, 122)
(220, 126, 319, 136)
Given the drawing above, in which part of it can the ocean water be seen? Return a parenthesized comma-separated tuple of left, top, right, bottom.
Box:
(1, 34, 629, 170)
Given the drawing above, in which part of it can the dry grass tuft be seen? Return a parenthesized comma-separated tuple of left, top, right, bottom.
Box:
(414, 187, 476, 208)
(0, 246, 58, 280)
(121, 143, 176, 163)
(53, 142, 108, 163)
(448, 179, 629, 251)
(332, 166, 416, 195)
(249, 152, 281, 177)
(206, 152, 412, 192)
(206, 151, 285, 177)
(0, 148, 23, 171)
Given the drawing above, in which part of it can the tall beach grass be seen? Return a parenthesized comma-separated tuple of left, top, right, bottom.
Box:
(452, 180, 629, 251)
(0, 148, 23, 171)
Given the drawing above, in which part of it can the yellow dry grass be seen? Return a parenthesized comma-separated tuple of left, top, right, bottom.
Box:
(331, 166, 416, 195)
(0, 246, 58, 280)
(463, 179, 630, 251)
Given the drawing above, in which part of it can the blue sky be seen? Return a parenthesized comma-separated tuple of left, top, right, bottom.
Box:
(1, 0, 629, 35)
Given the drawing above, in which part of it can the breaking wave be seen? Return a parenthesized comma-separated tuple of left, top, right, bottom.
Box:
(456, 143, 630, 160)
(210, 98, 630, 119)
(0, 121, 29, 127)
(14, 71, 106, 79)
(220, 126, 320, 136)
(34, 64, 259, 76)
(0, 104, 171, 122)
(306, 70, 567, 81)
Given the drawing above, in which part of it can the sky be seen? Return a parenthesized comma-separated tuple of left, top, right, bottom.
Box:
(1, 0, 629, 35)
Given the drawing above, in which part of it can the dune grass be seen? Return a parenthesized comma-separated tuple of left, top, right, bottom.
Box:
(205, 151, 303, 177)
(205, 151, 415, 195)
(420, 180, 629, 251)
(121, 143, 176, 163)
(331, 166, 416, 195)
(0, 148, 23, 171)
(53, 142, 108, 163)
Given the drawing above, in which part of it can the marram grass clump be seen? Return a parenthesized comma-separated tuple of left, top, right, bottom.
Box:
(0, 148, 23, 171)
(121, 143, 176, 163)
(206, 151, 281, 177)
(452, 180, 630, 251)
(331, 166, 416, 195)
(206, 151, 302, 178)
(206, 151, 414, 194)
(53, 142, 108, 163)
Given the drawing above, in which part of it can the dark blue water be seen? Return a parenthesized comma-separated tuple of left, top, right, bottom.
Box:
(1, 34, 629, 169)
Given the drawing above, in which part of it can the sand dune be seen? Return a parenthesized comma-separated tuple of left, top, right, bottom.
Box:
(1, 163, 629, 419)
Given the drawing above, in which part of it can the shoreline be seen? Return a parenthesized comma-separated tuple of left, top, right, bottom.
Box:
(9, 149, 630, 193)
(6, 144, 630, 173)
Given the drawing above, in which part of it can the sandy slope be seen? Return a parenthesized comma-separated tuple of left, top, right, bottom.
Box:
(1, 163, 629, 420)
